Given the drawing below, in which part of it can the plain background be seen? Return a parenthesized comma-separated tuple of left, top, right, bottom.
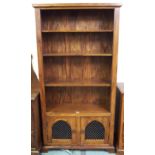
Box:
(0, 0, 155, 155)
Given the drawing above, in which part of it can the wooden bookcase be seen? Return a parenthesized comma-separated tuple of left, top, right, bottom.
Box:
(33, 3, 121, 151)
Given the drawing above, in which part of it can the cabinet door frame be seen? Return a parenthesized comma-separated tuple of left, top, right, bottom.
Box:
(47, 116, 77, 145)
(80, 116, 110, 145)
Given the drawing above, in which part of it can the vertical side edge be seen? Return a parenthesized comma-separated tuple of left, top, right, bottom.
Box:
(109, 8, 120, 145)
(35, 8, 47, 145)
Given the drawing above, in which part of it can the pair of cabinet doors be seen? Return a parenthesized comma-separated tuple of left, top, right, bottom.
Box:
(47, 116, 110, 146)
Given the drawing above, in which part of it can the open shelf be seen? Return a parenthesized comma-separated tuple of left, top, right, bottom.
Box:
(42, 32, 113, 55)
(43, 57, 112, 84)
(43, 53, 113, 57)
(46, 103, 111, 116)
(45, 81, 111, 87)
(41, 9, 114, 32)
(45, 87, 110, 116)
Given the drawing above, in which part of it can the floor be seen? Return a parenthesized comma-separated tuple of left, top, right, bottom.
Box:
(41, 150, 116, 155)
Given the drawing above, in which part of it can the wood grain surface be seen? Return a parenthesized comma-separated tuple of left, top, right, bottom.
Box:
(34, 3, 121, 151)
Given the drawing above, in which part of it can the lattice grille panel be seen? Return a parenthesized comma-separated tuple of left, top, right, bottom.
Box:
(85, 121, 105, 139)
(52, 120, 72, 139)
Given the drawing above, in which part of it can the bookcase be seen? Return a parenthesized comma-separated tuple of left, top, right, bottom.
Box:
(33, 3, 121, 151)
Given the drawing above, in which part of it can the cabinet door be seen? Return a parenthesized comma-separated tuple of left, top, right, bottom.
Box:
(47, 116, 76, 145)
(81, 117, 110, 145)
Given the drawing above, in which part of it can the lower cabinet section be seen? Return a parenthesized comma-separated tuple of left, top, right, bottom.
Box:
(47, 116, 110, 146)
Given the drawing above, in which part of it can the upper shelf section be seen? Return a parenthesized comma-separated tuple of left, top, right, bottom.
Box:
(41, 9, 114, 32)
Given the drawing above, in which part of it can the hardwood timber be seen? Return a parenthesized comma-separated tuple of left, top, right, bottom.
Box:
(109, 8, 120, 145)
(45, 82, 111, 87)
(115, 83, 124, 155)
(43, 53, 113, 57)
(47, 116, 77, 145)
(42, 30, 113, 32)
(31, 59, 41, 155)
(45, 87, 110, 116)
(41, 10, 114, 31)
(33, 3, 121, 152)
(43, 57, 112, 84)
(42, 145, 115, 150)
(46, 103, 110, 116)
(33, 3, 122, 8)
(42, 33, 113, 54)
(81, 117, 110, 145)
(35, 9, 47, 145)
(31, 61, 40, 100)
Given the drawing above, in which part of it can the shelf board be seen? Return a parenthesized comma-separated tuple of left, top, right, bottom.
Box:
(46, 103, 111, 116)
(43, 53, 112, 57)
(45, 81, 111, 87)
(42, 30, 113, 33)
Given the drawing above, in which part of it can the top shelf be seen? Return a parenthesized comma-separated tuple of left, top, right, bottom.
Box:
(41, 9, 114, 32)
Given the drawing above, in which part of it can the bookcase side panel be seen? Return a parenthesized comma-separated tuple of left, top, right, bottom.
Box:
(109, 8, 120, 145)
(35, 8, 47, 145)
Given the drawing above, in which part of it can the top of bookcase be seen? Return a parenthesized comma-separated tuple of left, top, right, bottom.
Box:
(32, 3, 122, 9)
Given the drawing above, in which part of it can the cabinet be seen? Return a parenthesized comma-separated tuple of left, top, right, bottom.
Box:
(31, 60, 41, 155)
(33, 3, 121, 151)
(115, 83, 124, 155)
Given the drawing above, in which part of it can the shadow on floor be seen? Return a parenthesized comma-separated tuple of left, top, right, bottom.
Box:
(41, 150, 116, 155)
